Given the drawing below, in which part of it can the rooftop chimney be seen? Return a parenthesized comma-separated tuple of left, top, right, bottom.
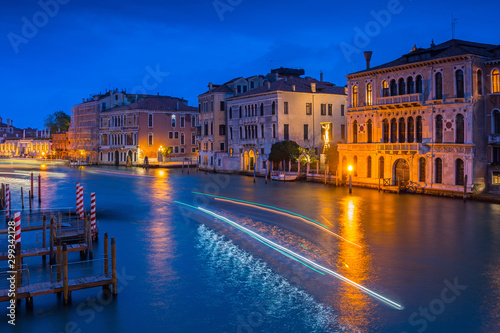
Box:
(176, 101, 179, 110)
(82, 98, 85, 103)
(311, 83, 316, 93)
(320, 72, 324, 82)
(292, 85, 296, 92)
(209, 82, 213, 90)
(6, 119, 9, 128)
(266, 81, 271, 91)
(364, 51, 373, 70)
(0, 117, 2, 124)
(11, 120, 13, 126)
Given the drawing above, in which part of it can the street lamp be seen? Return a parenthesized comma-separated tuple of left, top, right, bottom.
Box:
(348, 165, 353, 194)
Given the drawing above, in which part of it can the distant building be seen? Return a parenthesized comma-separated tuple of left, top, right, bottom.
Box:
(0, 139, 51, 158)
(52, 132, 69, 159)
(225, 70, 347, 173)
(338, 39, 500, 194)
(67, 99, 100, 162)
(485, 53, 500, 193)
(197, 75, 264, 170)
(98, 96, 198, 165)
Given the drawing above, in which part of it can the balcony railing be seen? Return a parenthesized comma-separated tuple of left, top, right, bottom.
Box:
(377, 93, 423, 108)
(377, 143, 420, 151)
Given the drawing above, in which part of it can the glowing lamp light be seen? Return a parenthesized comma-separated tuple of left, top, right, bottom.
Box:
(348, 165, 353, 172)
(41, 164, 46, 169)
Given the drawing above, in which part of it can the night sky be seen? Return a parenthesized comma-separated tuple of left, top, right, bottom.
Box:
(1, 0, 498, 128)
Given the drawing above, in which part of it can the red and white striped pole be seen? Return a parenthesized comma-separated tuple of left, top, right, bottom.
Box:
(76, 182, 80, 215)
(5, 184, 10, 221)
(78, 185, 84, 219)
(90, 192, 96, 235)
(14, 212, 21, 245)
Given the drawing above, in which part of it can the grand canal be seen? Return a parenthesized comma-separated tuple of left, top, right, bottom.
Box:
(1, 161, 499, 332)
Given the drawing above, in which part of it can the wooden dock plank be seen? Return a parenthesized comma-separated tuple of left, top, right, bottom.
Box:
(0, 244, 88, 261)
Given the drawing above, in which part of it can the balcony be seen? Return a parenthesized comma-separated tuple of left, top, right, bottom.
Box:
(489, 134, 500, 145)
(377, 93, 423, 109)
(376, 143, 420, 152)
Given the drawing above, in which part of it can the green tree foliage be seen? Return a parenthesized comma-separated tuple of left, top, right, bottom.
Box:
(161, 146, 173, 157)
(298, 147, 318, 165)
(44, 110, 71, 134)
(269, 140, 301, 163)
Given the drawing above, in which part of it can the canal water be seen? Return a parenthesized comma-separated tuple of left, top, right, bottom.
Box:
(0, 161, 499, 333)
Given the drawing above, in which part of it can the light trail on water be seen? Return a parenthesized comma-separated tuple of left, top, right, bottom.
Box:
(193, 192, 361, 248)
(176, 201, 403, 310)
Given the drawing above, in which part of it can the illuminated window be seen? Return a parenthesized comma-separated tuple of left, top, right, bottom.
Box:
(352, 85, 358, 107)
(492, 69, 500, 93)
(456, 70, 464, 98)
(366, 83, 372, 106)
(382, 80, 389, 97)
(493, 172, 500, 185)
(171, 115, 176, 128)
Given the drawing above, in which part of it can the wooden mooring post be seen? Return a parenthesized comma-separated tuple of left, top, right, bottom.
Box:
(104, 233, 109, 276)
(28, 190, 31, 212)
(49, 217, 55, 265)
(38, 174, 41, 203)
(30, 173, 34, 198)
(87, 215, 93, 259)
(42, 215, 47, 260)
(21, 187, 24, 209)
(111, 237, 117, 296)
(63, 243, 70, 304)
(57, 244, 62, 284)
(463, 175, 468, 202)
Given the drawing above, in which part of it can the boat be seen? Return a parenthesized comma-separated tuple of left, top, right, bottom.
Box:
(271, 172, 297, 181)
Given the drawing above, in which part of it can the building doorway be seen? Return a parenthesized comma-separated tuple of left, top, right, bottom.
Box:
(115, 150, 119, 166)
(394, 159, 410, 185)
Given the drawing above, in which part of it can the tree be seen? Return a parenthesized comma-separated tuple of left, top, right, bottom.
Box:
(44, 110, 71, 134)
(324, 144, 339, 171)
(161, 146, 173, 158)
(269, 140, 301, 164)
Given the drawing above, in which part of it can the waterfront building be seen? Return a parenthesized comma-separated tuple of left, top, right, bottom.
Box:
(338, 39, 500, 194)
(485, 53, 500, 193)
(225, 69, 347, 173)
(197, 75, 264, 170)
(98, 96, 198, 165)
(52, 132, 69, 159)
(0, 138, 51, 158)
(67, 99, 100, 163)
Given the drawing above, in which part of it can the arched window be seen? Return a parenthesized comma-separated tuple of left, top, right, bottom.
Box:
(390, 79, 397, 96)
(407, 117, 414, 143)
(272, 102, 276, 115)
(419, 157, 426, 182)
(416, 116, 423, 143)
(435, 158, 443, 184)
(456, 114, 465, 143)
(492, 69, 500, 93)
(456, 70, 464, 98)
(435, 72, 443, 99)
(407, 76, 414, 94)
(245, 105, 248, 117)
(239, 106, 242, 118)
(367, 119, 373, 143)
(382, 80, 389, 97)
(352, 120, 358, 143)
(398, 78, 405, 95)
(260, 103, 264, 116)
(239, 127, 242, 139)
(455, 159, 465, 185)
(390, 118, 397, 143)
(148, 114, 153, 127)
(382, 119, 389, 143)
(398, 117, 406, 143)
(379, 157, 385, 179)
(353, 156, 358, 176)
(416, 75, 423, 94)
(367, 156, 372, 178)
(229, 107, 232, 119)
(435, 115, 443, 143)
(366, 83, 373, 106)
(493, 110, 500, 134)
(352, 85, 358, 107)
(477, 70, 483, 95)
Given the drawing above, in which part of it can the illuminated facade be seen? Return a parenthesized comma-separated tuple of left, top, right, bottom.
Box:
(0, 139, 51, 158)
(338, 39, 500, 194)
(225, 70, 347, 173)
(98, 96, 198, 165)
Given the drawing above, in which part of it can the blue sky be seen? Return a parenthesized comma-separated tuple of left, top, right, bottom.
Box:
(1, 0, 498, 128)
